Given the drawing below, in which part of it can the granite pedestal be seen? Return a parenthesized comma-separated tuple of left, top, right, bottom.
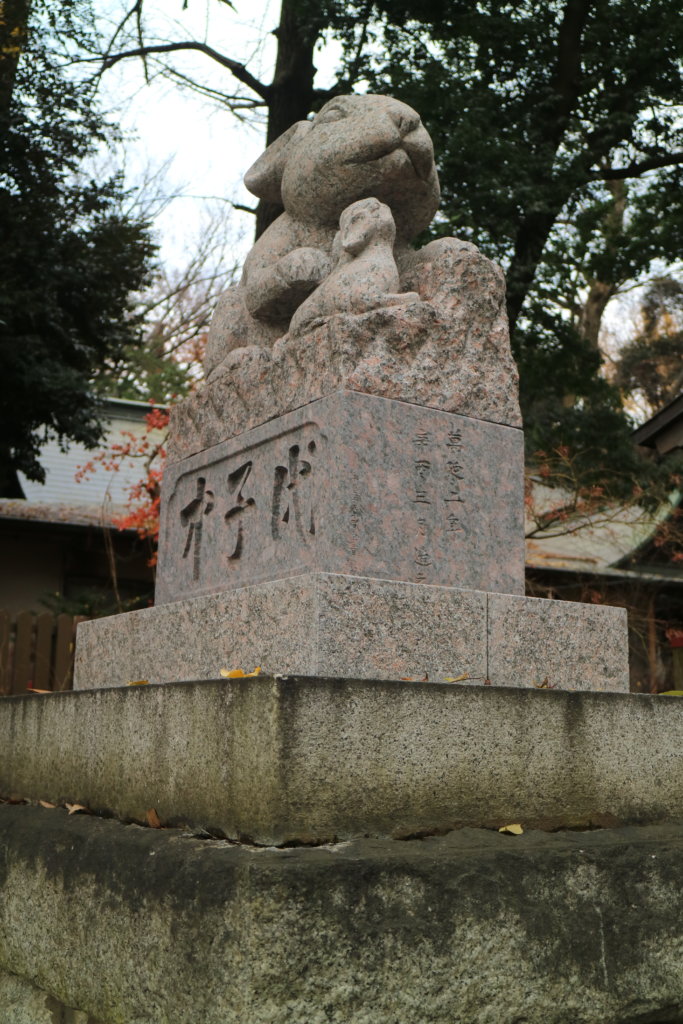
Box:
(74, 571, 628, 693)
(156, 391, 525, 603)
(77, 388, 628, 695)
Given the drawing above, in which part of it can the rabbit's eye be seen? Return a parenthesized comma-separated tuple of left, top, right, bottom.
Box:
(315, 106, 347, 125)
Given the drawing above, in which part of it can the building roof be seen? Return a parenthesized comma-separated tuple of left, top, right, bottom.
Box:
(0, 499, 117, 529)
(525, 483, 683, 583)
(632, 393, 683, 456)
(2, 398, 165, 529)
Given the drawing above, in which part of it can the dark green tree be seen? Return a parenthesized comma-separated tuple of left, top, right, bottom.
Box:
(350, 0, 683, 486)
(0, 0, 156, 488)
(615, 277, 683, 413)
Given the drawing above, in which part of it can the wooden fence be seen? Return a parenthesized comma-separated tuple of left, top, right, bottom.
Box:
(0, 610, 88, 696)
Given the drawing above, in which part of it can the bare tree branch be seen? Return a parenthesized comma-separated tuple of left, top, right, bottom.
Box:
(159, 64, 267, 119)
(590, 152, 683, 180)
(100, 41, 271, 101)
(101, 0, 141, 64)
(330, 4, 372, 95)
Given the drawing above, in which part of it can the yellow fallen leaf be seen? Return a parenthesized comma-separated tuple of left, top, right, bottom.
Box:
(65, 803, 89, 815)
(659, 690, 683, 696)
(498, 823, 524, 835)
(220, 667, 261, 678)
(146, 808, 162, 829)
(127, 679, 150, 686)
(445, 673, 470, 682)
(39, 800, 57, 809)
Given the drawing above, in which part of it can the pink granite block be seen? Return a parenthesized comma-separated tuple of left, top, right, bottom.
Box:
(73, 573, 487, 690)
(487, 593, 629, 693)
(155, 391, 525, 605)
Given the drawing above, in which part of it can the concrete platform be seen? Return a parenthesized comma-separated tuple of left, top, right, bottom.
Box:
(1, 675, 679, 845)
(3, 806, 683, 1024)
(73, 572, 629, 693)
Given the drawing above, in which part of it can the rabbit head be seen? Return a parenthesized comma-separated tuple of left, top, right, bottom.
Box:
(339, 198, 396, 256)
(244, 95, 440, 243)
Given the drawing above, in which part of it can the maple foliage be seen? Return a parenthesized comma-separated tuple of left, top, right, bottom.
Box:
(76, 405, 169, 563)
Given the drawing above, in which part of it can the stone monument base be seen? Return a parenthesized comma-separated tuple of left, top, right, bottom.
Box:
(74, 572, 628, 692)
(169, 296, 522, 464)
(155, 390, 525, 604)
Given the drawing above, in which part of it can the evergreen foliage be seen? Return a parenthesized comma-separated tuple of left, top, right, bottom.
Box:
(0, 0, 156, 485)
(615, 278, 683, 413)
(337, 0, 683, 489)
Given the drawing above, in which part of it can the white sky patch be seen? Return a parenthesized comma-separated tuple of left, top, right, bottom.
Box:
(94, 0, 342, 270)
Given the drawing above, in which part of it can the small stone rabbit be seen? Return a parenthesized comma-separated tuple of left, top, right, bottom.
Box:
(289, 198, 420, 337)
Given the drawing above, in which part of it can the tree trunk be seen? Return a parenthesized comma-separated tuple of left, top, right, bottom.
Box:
(578, 179, 627, 349)
(0, 0, 31, 125)
(506, 208, 562, 335)
(505, 0, 591, 337)
(254, 0, 327, 239)
(579, 279, 617, 350)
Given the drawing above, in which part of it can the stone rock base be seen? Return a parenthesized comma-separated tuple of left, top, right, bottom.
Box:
(169, 295, 522, 464)
(3, 805, 683, 1024)
(75, 572, 628, 693)
(0, 967, 94, 1024)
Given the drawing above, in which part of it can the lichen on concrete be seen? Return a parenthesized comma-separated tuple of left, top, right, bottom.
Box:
(2, 806, 683, 1023)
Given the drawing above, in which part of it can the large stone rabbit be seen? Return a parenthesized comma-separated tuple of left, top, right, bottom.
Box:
(205, 94, 472, 379)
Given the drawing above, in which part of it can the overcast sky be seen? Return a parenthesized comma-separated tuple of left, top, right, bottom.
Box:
(96, 0, 341, 270)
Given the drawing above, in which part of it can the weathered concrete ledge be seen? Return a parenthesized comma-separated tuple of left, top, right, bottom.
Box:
(1, 676, 681, 845)
(73, 572, 629, 693)
(2, 805, 683, 1024)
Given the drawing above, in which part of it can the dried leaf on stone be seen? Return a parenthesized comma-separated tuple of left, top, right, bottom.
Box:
(445, 673, 469, 682)
(531, 677, 555, 689)
(127, 679, 150, 686)
(220, 667, 261, 678)
(65, 803, 89, 815)
(659, 690, 683, 696)
(28, 687, 52, 694)
(146, 808, 162, 829)
(498, 823, 524, 835)
(38, 800, 57, 809)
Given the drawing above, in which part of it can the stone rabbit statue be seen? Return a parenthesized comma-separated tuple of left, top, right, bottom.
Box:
(204, 94, 446, 379)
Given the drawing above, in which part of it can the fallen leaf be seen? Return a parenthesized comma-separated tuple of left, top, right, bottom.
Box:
(65, 803, 89, 815)
(146, 808, 162, 829)
(659, 690, 683, 696)
(127, 679, 150, 686)
(27, 688, 52, 694)
(499, 823, 524, 835)
(532, 677, 556, 689)
(220, 667, 261, 678)
(445, 673, 470, 682)
(38, 800, 57, 809)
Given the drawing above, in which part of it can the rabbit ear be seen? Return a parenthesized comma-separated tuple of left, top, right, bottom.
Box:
(244, 121, 312, 203)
